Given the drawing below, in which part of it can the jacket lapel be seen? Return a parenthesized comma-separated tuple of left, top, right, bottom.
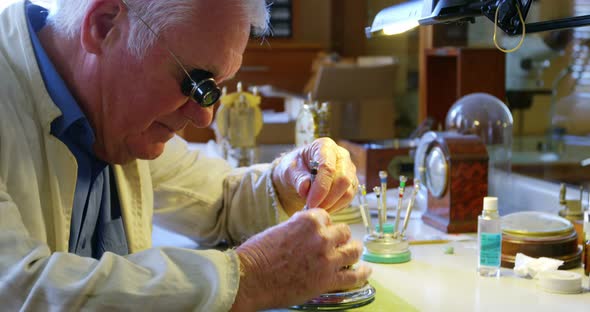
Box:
(113, 161, 153, 253)
(44, 135, 77, 252)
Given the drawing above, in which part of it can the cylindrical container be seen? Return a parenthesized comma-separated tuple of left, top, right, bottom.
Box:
(583, 211, 590, 276)
(478, 197, 502, 277)
(317, 102, 331, 138)
(583, 233, 589, 276)
(295, 102, 318, 147)
(501, 211, 581, 269)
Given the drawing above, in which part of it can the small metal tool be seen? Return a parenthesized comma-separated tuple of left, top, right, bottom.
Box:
(309, 160, 319, 184)
(394, 176, 407, 238)
(358, 184, 373, 235)
(379, 171, 388, 232)
(304, 160, 320, 210)
(374, 186, 383, 237)
(400, 181, 420, 238)
(559, 183, 566, 206)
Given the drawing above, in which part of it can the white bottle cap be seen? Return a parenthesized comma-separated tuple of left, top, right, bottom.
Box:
(483, 197, 498, 211)
(536, 270, 583, 294)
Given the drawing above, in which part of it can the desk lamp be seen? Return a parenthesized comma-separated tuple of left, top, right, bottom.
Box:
(367, 0, 590, 38)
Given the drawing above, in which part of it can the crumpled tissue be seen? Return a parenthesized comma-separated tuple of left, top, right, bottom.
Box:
(513, 253, 564, 278)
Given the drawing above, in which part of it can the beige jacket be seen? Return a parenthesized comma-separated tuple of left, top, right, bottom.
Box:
(0, 2, 285, 311)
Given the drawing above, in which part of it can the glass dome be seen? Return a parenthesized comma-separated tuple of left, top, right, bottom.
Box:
(445, 93, 514, 214)
(445, 93, 513, 145)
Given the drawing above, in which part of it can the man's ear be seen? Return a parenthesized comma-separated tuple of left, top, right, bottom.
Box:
(81, 0, 126, 55)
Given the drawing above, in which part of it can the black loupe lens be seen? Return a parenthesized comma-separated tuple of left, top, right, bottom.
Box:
(180, 70, 221, 107)
(194, 80, 221, 107)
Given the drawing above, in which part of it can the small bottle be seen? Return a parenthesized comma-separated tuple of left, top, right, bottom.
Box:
(317, 102, 331, 138)
(583, 211, 589, 276)
(477, 197, 502, 277)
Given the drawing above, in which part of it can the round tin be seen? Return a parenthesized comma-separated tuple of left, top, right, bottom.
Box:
(290, 283, 376, 311)
(362, 234, 412, 264)
(536, 270, 583, 294)
(502, 211, 573, 237)
(501, 212, 581, 269)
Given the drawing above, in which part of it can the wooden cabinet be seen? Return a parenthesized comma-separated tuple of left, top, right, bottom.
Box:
(419, 47, 506, 127)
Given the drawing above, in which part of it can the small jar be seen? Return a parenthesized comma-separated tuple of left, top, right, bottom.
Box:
(583, 211, 589, 276)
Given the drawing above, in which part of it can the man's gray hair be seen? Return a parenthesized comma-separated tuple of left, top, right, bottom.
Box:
(46, 0, 269, 57)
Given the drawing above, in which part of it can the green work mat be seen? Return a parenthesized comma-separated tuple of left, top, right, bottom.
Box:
(341, 278, 418, 312)
(264, 278, 418, 312)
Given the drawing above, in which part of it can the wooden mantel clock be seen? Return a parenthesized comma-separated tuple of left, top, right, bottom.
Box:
(418, 132, 488, 233)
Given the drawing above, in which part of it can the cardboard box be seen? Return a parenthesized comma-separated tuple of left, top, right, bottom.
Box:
(329, 98, 395, 141)
(310, 63, 398, 100)
(305, 62, 398, 141)
(256, 120, 295, 145)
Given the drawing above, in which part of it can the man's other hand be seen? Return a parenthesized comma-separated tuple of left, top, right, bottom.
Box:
(231, 209, 371, 311)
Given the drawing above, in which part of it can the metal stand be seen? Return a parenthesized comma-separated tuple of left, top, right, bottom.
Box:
(362, 227, 411, 264)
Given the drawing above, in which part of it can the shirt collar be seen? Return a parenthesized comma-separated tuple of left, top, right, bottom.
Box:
(26, 3, 95, 146)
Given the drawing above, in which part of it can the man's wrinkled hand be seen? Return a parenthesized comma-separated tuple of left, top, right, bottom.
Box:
(231, 209, 372, 311)
(272, 137, 358, 216)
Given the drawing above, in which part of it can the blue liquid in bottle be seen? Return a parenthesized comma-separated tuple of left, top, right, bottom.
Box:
(478, 197, 502, 277)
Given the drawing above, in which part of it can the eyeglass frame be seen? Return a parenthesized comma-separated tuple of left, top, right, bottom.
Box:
(120, 0, 221, 107)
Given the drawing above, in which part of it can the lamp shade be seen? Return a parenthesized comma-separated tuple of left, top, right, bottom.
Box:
(366, 0, 422, 38)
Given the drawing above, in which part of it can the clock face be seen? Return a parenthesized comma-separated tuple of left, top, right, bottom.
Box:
(413, 131, 438, 191)
(425, 145, 448, 198)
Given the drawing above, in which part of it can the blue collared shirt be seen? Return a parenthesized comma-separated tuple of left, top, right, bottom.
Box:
(26, 3, 128, 259)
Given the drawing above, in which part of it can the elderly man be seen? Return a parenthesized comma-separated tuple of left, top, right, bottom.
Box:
(0, 0, 371, 311)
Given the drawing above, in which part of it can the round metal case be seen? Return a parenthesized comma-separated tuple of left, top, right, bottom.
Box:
(500, 211, 582, 269)
(290, 283, 376, 311)
(424, 144, 449, 198)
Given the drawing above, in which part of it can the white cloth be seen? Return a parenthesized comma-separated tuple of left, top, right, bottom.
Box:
(0, 1, 287, 310)
(513, 253, 565, 278)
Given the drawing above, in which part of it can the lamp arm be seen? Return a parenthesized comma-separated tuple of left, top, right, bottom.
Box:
(482, 0, 590, 36)
(524, 15, 590, 35)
